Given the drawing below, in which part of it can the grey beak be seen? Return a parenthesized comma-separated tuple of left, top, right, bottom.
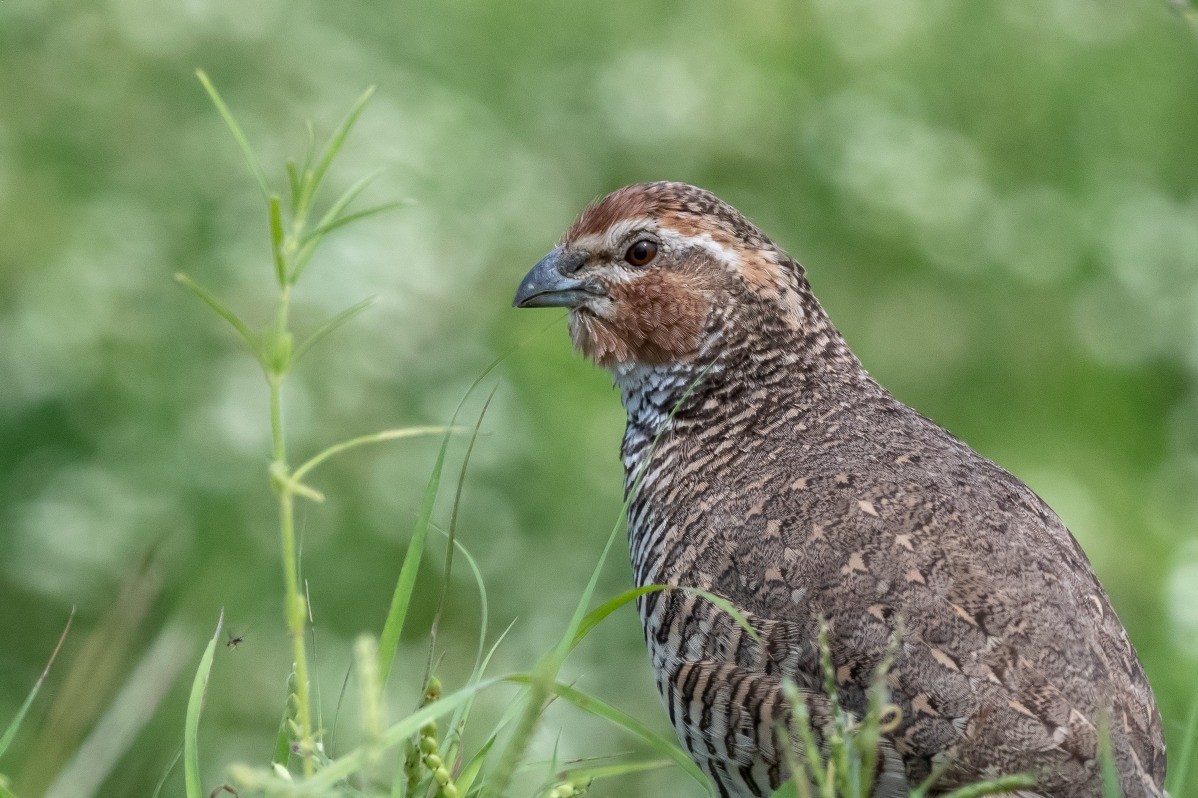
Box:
(513, 247, 598, 308)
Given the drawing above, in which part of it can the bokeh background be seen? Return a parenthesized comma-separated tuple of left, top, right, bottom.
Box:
(2, 1, 1197, 795)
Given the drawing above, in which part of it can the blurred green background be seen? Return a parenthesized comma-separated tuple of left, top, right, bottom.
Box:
(2, 1, 1197, 795)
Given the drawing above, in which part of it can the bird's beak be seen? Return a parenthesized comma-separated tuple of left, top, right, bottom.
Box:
(513, 247, 599, 308)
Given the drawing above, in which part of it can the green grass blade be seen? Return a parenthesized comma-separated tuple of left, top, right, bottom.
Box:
(377, 433, 448, 688)
(296, 676, 504, 791)
(272, 709, 292, 767)
(308, 86, 376, 205)
(553, 758, 674, 786)
(1097, 716, 1120, 798)
(175, 273, 259, 359)
(427, 388, 496, 675)
(149, 744, 184, 798)
(570, 584, 760, 653)
(315, 167, 384, 228)
(293, 296, 377, 362)
(195, 71, 271, 200)
(300, 201, 407, 246)
(269, 195, 287, 285)
(505, 676, 710, 792)
(453, 732, 498, 796)
(291, 425, 455, 485)
(1167, 685, 1198, 795)
(938, 775, 1036, 798)
(184, 610, 224, 798)
(0, 608, 74, 760)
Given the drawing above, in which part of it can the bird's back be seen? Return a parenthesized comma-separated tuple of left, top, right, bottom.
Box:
(625, 369, 1166, 797)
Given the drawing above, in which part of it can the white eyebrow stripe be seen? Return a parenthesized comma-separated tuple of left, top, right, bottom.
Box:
(656, 228, 739, 268)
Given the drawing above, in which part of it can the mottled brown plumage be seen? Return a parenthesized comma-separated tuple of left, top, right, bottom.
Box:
(513, 182, 1166, 797)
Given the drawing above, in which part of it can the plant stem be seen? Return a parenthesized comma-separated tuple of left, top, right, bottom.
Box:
(269, 284, 315, 776)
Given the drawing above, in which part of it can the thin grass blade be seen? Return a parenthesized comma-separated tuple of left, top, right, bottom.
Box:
(570, 584, 759, 653)
(269, 195, 287, 286)
(426, 388, 496, 679)
(293, 296, 377, 362)
(300, 201, 407, 247)
(195, 71, 271, 200)
(377, 433, 448, 688)
(184, 610, 224, 798)
(453, 733, 499, 796)
(308, 86, 375, 204)
(297, 676, 504, 791)
(0, 608, 74, 759)
(505, 676, 710, 792)
(291, 425, 454, 485)
(938, 775, 1036, 798)
(175, 273, 259, 358)
(554, 758, 675, 786)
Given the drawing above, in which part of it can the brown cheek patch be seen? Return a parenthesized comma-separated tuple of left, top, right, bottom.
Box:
(570, 272, 709, 367)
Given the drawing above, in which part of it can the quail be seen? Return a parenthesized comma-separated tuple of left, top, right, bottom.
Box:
(512, 182, 1166, 797)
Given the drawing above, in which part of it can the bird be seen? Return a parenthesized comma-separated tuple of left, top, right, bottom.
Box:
(512, 182, 1166, 797)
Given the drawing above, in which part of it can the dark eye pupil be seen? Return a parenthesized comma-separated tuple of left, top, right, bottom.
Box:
(626, 240, 656, 265)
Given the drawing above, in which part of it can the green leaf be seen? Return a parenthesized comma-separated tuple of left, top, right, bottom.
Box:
(307, 86, 376, 207)
(451, 732, 498, 796)
(293, 296, 377, 362)
(554, 758, 675, 788)
(294, 676, 504, 791)
(0, 608, 74, 760)
(271, 711, 291, 768)
(291, 425, 454, 486)
(269, 195, 287, 286)
(184, 610, 224, 798)
(175, 273, 259, 361)
(149, 744, 183, 798)
(939, 775, 1037, 798)
(377, 432, 448, 688)
(195, 70, 271, 200)
(505, 676, 710, 792)
(300, 200, 408, 247)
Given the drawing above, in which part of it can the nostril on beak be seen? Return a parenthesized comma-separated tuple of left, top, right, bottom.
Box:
(557, 249, 588, 275)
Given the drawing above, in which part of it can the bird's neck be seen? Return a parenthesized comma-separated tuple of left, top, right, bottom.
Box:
(615, 300, 868, 479)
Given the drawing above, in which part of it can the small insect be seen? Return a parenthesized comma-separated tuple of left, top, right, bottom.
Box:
(225, 631, 246, 650)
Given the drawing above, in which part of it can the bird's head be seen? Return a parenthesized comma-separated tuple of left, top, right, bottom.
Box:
(513, 182, 819, 371)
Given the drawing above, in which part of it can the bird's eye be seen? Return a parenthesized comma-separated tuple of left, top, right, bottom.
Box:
(625, 239, 658, 267)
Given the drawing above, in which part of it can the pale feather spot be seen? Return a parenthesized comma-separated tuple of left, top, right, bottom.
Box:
(895, 454, 911, 464)
(836, 664, 853, 685)
(791, 477, 809, 490)
(912, 694, 940, 717)
(929, 647, 960, 672)
(904, 568, 926, 584)
(834, 473, 851, 485)
(765, 519, 782, 538)
(764, 566, 783, 582)
(858, 500, 878, 517)
(894, 533, 914, 551)
(745, 499, 766, 519)
(841, 551, 867, 575)
(809, 524, 826, 542)
(867, 604, 888, 621)
(1008, 699, 1037, 719)
(950, 602, 978, 626)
